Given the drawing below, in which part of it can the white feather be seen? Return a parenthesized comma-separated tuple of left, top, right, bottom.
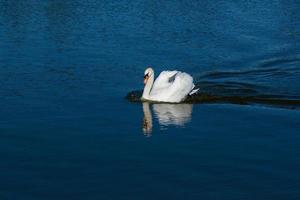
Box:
(142, 68, 198, 103)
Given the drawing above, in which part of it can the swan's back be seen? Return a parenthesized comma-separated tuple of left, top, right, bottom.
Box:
(151, 71, 179, 91)
(150, 71, 195, 103)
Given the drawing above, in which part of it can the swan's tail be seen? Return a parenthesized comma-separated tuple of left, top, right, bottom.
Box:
(189, 85, 199, 96)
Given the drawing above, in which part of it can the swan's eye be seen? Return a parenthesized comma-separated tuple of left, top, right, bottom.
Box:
(144, 74, 149, 79)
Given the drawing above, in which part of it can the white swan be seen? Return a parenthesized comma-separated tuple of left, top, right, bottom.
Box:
(141, 67, 198, 103)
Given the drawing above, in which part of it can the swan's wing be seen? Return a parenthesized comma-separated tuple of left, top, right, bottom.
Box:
(151, 70, 179, 91)
(164, 72, 195, 102)
(150, 72, 195, 102)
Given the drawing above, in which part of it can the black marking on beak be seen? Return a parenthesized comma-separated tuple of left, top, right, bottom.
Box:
(144, 74, 149, 79)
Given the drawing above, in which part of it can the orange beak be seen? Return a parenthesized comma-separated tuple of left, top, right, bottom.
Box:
(144, 74, 149, 85)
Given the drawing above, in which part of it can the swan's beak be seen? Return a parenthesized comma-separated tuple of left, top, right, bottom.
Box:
(144, 74, 149, 85)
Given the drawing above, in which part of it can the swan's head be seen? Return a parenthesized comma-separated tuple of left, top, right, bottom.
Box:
(144, 67, 154, 85)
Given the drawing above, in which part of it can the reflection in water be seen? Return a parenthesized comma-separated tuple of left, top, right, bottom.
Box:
(153, 104, 193, 126)
(142, 102, 193, 135)
(142, 102, 153, 136)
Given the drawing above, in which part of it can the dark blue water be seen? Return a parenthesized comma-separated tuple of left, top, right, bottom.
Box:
(1, 1, 300, 199)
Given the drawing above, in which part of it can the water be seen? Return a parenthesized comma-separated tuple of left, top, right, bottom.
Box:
(0, 0, 300, 199)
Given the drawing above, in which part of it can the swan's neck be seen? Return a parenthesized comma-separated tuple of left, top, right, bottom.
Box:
(142, 74, 154, 100)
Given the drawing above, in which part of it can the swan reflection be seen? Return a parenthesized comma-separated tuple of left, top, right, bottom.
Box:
(142, 102, 193, 135)
(142, 102, 153, 135)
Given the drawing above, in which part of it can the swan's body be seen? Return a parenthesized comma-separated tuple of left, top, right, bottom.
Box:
(141, 68, 198, 103)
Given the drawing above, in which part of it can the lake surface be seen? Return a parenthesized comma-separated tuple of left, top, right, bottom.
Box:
(0, 0, 300, 199)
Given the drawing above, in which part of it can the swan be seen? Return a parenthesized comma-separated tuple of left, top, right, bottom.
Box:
(141, 67, 198, 103)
